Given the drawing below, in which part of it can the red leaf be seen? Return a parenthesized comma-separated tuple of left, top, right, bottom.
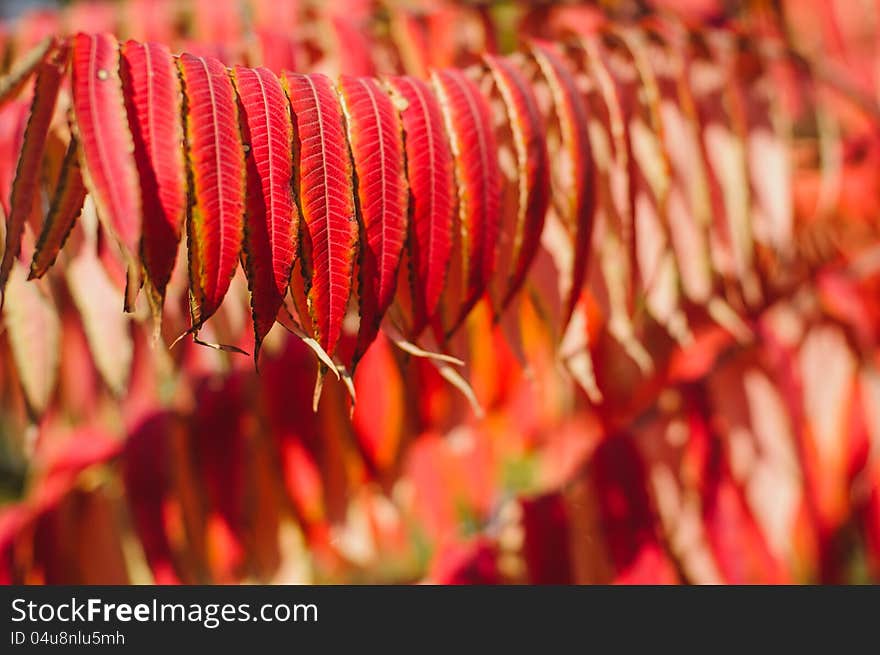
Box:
(178, 52, 246, 331)
(120, 40, 187, 311)
(432, 68, 502, 335)
(285, 72, 357, 357)
(484, 54, 551, 313)
(387, 76, 455, 336)
(338, 75, 408, 362)
(531, 40, 596, 324)
(29, 137, 87, 279)
(70, 32, 143, 309)
(233, 65, 298, 355)
(0, 40, 65, 302)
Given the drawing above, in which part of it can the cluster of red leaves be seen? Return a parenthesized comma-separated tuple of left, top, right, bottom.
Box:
(0, 0, 878, 584)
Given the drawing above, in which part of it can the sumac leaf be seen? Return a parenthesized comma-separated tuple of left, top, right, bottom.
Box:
(338, 75, 408, 363)
(484, 54, 550, 314)
(29, 136, 87, 279)
(120, 40, 187, 314)
(432, 68, 501, 335)
(387, 76, 455, 336)
(232, 65, 298, 356)
(70, 32, 143, 310)
(285, 72, 357, 357)
(178, 52, 246, 332)
(0, 40, 66, 303)
(531, 40, 596, 324)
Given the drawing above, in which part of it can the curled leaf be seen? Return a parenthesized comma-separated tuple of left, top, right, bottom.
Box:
(0, 40, 66, 304)
(29, 136, 87, 279)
